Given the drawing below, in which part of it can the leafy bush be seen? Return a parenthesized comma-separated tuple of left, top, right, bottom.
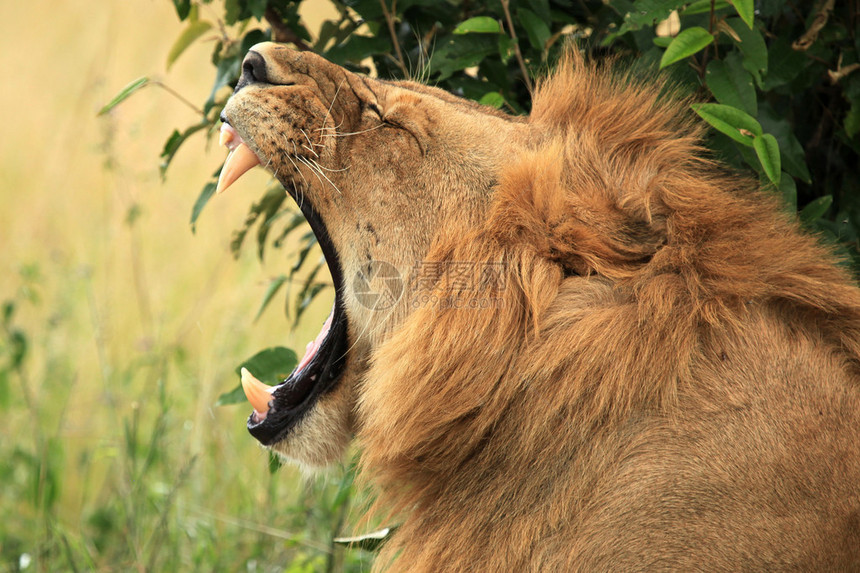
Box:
(108, 0, 857, 325)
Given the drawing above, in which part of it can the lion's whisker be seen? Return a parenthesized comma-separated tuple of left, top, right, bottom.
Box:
(321, 80, 345, 137)
(299, 156, 342, 196)
(324, 124, 386, 138)
(311, 162, 350, 173)
(297, 156, 328, 197)
(316, 118, 345, 138)
(282, 141, 309, 208)
(300, 129, 320, 157)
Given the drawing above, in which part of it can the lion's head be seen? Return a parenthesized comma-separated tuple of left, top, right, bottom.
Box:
(219, 43, 527, 468)
(216, 43, 860, 570)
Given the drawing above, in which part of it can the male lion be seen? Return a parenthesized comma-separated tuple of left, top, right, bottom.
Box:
(216, 42, 860, 570)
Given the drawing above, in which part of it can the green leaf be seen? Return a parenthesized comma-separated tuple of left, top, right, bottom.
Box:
(255, 275, 288, 321)
(846, 100, 860, 138)
(660, 27, 713, 69)
(730, 0, 754, 29)
(331, 463, 357, 510)
(215, 384, 246, 406)
(160, 121, 209, 177)
(429, 35, 497, 81)
(268, 451, 284, 474)
(293, 282, 328, 325)
(224, 0, 240, 25)
(237, 347, 298, 385)
(202, 32, 268, 116)
(683, 0, 731, 15)
(0, 369, 9, 411)
(497, 35, 516, 64)
(167, 21, 212, 70)
(240, 29, 270, 55)
(612, 0, 686, 37)
(762, 38, 806, 90)
(706, 53, 757, 116)
(9, 330, 27, 370)
(325, 34, 392, 66)
(190, 181, 217, 232)
(2, 301, 15, 326)
(453, 17, 502, 35)
(653, 36, 672, 48)
(692, 103, 761, 145)
(97, 77, 149, 116)
(527, 0, 552, 23)
(479, 92, 505, 108)
(255, 186, 289, 260)
(205, 54, 241, 114)
(753, 133, 781, 185)
(247, 0, 267, 20)
(290, 231, 318, 276)
(726, 18, 767, 79)
(273, 210, 314, 249)
(518, 8, 552, 51)
(172, 0, 191, 20)
(799, 195, 833, 224)
(757, 105, 811, 183)
(778, 174, 797, 211)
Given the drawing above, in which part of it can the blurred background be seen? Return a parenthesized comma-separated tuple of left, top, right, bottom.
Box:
(0, 1, 361, 571)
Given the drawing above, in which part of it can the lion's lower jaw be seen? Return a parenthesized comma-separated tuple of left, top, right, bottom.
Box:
(268, 381, 355, 473)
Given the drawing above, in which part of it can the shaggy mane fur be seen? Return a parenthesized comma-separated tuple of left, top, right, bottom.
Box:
(356, 52, 860, 570)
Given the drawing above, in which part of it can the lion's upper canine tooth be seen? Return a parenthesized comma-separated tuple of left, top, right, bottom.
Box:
(216, 142, 262, 194)
(241, 367, 275, 414)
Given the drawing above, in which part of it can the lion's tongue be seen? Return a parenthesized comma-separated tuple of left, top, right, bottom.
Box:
(216, 124, 261, 194)
(240, 310, 334, 419)
(296, 311, 333, 373)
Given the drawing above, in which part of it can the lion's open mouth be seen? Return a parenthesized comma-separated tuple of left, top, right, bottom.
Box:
(217, 120, 349, 447)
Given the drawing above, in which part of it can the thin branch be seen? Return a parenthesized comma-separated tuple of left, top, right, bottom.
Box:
(793, 0, 835, 51)
(700, 0, 717, 82)
(828, 53, 860, 84)
(500, 0, 534, 93)
(264, 6, 312, 50)
(149, 81, 205, 117)
(380, 0, 409, 77)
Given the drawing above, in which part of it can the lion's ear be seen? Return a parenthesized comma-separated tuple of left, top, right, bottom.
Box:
(489, 140, 666, 279)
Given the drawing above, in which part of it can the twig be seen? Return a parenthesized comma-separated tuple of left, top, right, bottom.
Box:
(500, 0, 533, 93)
(829, 62, 860, 83)
(793, 0, 835, 51)
(380, 0, 409, 77)
(828, 53, 860, 84)
(150, 81, 205, 117)
(700, 0, 717, 81)
(264, 6, 312, 50)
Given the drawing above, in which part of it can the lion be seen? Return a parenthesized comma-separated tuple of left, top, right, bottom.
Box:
(215, 42, 860, 570)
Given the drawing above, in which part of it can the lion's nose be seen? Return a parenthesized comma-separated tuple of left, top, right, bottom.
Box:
(236, 50, 269, 91)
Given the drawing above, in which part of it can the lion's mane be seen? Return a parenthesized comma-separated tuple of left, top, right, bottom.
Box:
(356, 53, 860, 570)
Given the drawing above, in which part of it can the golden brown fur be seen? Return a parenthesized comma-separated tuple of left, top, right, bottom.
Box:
(222, 44, 860, 570)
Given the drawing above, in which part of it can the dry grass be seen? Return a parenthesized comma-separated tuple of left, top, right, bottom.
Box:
(0, 1, 365, 571)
